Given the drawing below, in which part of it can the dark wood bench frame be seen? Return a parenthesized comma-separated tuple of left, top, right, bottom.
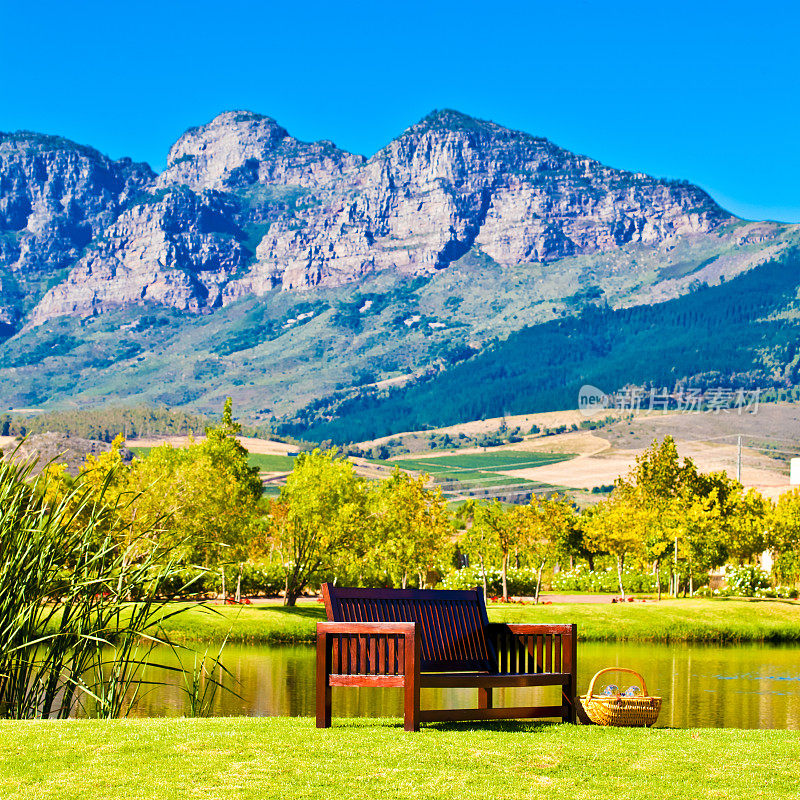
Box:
(316, 584, 577, 731)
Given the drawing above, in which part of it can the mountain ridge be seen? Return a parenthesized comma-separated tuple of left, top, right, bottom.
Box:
(2, 108, 734, 331)
(1, 109, 798, 426)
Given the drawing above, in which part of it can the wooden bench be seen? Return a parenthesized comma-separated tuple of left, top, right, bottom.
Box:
(316, 584, 577, 731)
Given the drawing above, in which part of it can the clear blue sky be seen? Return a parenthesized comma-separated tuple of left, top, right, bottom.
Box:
(3, 0, 798, 221)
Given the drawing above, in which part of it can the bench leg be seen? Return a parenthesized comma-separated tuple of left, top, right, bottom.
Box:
(403, 630, 421, 731)
(316, 631, 332, 728)
(562, 623, 578, 724)
(561, 681, 575, 724)
(478, 687, 493, 709)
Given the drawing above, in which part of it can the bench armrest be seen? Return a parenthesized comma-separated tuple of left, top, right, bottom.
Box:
(487, 623, 576, 636)
(317, 621, 420, 678)
(486, 623, 577, 676)
(317, 622, 416, 635)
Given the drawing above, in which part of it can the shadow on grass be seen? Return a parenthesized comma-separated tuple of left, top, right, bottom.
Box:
(333, 718, 564, 733)
(425, 720, 562, 734)
(747, 598, 800, 607)
(713, 597, 800, 606)
(253, 606, 327, 620)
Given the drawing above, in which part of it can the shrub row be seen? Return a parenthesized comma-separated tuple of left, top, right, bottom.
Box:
(438, 566, 544, 596)
(550, 565, 657, 594)
(157, 562, 285, 598)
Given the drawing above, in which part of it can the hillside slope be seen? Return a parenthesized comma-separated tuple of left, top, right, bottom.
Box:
(280, 248, 800, 442)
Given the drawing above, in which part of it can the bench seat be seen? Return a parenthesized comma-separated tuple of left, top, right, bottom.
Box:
(316, 584, 577, 731)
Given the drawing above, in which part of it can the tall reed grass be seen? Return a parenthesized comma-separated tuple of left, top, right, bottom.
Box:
(0, 448, 199, 718)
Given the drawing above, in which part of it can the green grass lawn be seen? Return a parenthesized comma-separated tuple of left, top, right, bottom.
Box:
(2, 716, 797, 800)
(157, 598, 800, 645)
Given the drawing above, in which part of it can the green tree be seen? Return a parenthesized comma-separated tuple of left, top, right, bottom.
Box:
(270, 449, 368, 606)
(581, 497, 644, 598)
(77, 401, 264, 569)
(514, 494, 581, 603)
(612, 436, 705, 597)
(473, 501, 516, 601)
(771, 489, 800, 583)
(460, 502, 500, 603)
(371, 469, 449, 589)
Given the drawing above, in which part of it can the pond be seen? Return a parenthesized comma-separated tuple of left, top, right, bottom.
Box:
(129, 641, 800, 729)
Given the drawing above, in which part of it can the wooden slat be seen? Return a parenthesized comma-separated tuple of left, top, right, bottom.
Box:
(358, 633, 367, 673)
(419, 599, 436, 662)
(554, 634, 562, 673)
(456, 601, 474, 663)
(419, 705, 564, 723)
(368, 634, 377, 674)
(523, 635, 532, 673)
(545, 634, 552, 673)
(420, 672, 570, 688)
(329, 674, 405, 687)
(378, 634, 386, 675)
(349, 635, 358, 674)
(536, 635, 544, 673)
(332, 635, 340, 675)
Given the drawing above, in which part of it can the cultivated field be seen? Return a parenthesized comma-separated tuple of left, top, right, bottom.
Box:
(370, 405, 798, 500)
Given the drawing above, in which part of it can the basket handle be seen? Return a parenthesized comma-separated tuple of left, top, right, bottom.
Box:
(586, 667, 650, 699)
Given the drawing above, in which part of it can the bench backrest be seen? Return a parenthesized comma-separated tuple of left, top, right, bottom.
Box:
(321, 584, 493, 672)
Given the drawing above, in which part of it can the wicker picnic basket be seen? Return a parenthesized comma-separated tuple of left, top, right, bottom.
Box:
(580, 667, 661, 727)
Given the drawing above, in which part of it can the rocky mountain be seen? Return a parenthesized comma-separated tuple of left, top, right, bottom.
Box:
(0, 132, 153, 329)
(1, 109, 736, 330)
(1, 109, 797, 427)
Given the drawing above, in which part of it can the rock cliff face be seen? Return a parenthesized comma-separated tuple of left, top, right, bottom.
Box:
(156, 110, 364, 192)
(0, 109, 731, 328)
(28, 187, 250, 324)
(229, 111, 726, 296)
(0, 132, 154, 326)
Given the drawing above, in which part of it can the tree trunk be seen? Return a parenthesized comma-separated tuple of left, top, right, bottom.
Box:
(401, 571, 408, 589)
(534, 560, 545, 605)
(617, 555, 625, 599)
(221, 567, 227, 603)
(502, 553, 509, 601)
(656, 559, 662, 602)
(478, 554, 488, 604)
(235, 565, 242, 604)
(283, 572, 296, 606)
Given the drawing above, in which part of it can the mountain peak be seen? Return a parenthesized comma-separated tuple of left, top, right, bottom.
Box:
(188, 109, 284, 133)
(413, 108, 499, 134)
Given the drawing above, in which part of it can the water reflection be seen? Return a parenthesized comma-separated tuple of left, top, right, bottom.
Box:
(130, 642, 800, 729)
